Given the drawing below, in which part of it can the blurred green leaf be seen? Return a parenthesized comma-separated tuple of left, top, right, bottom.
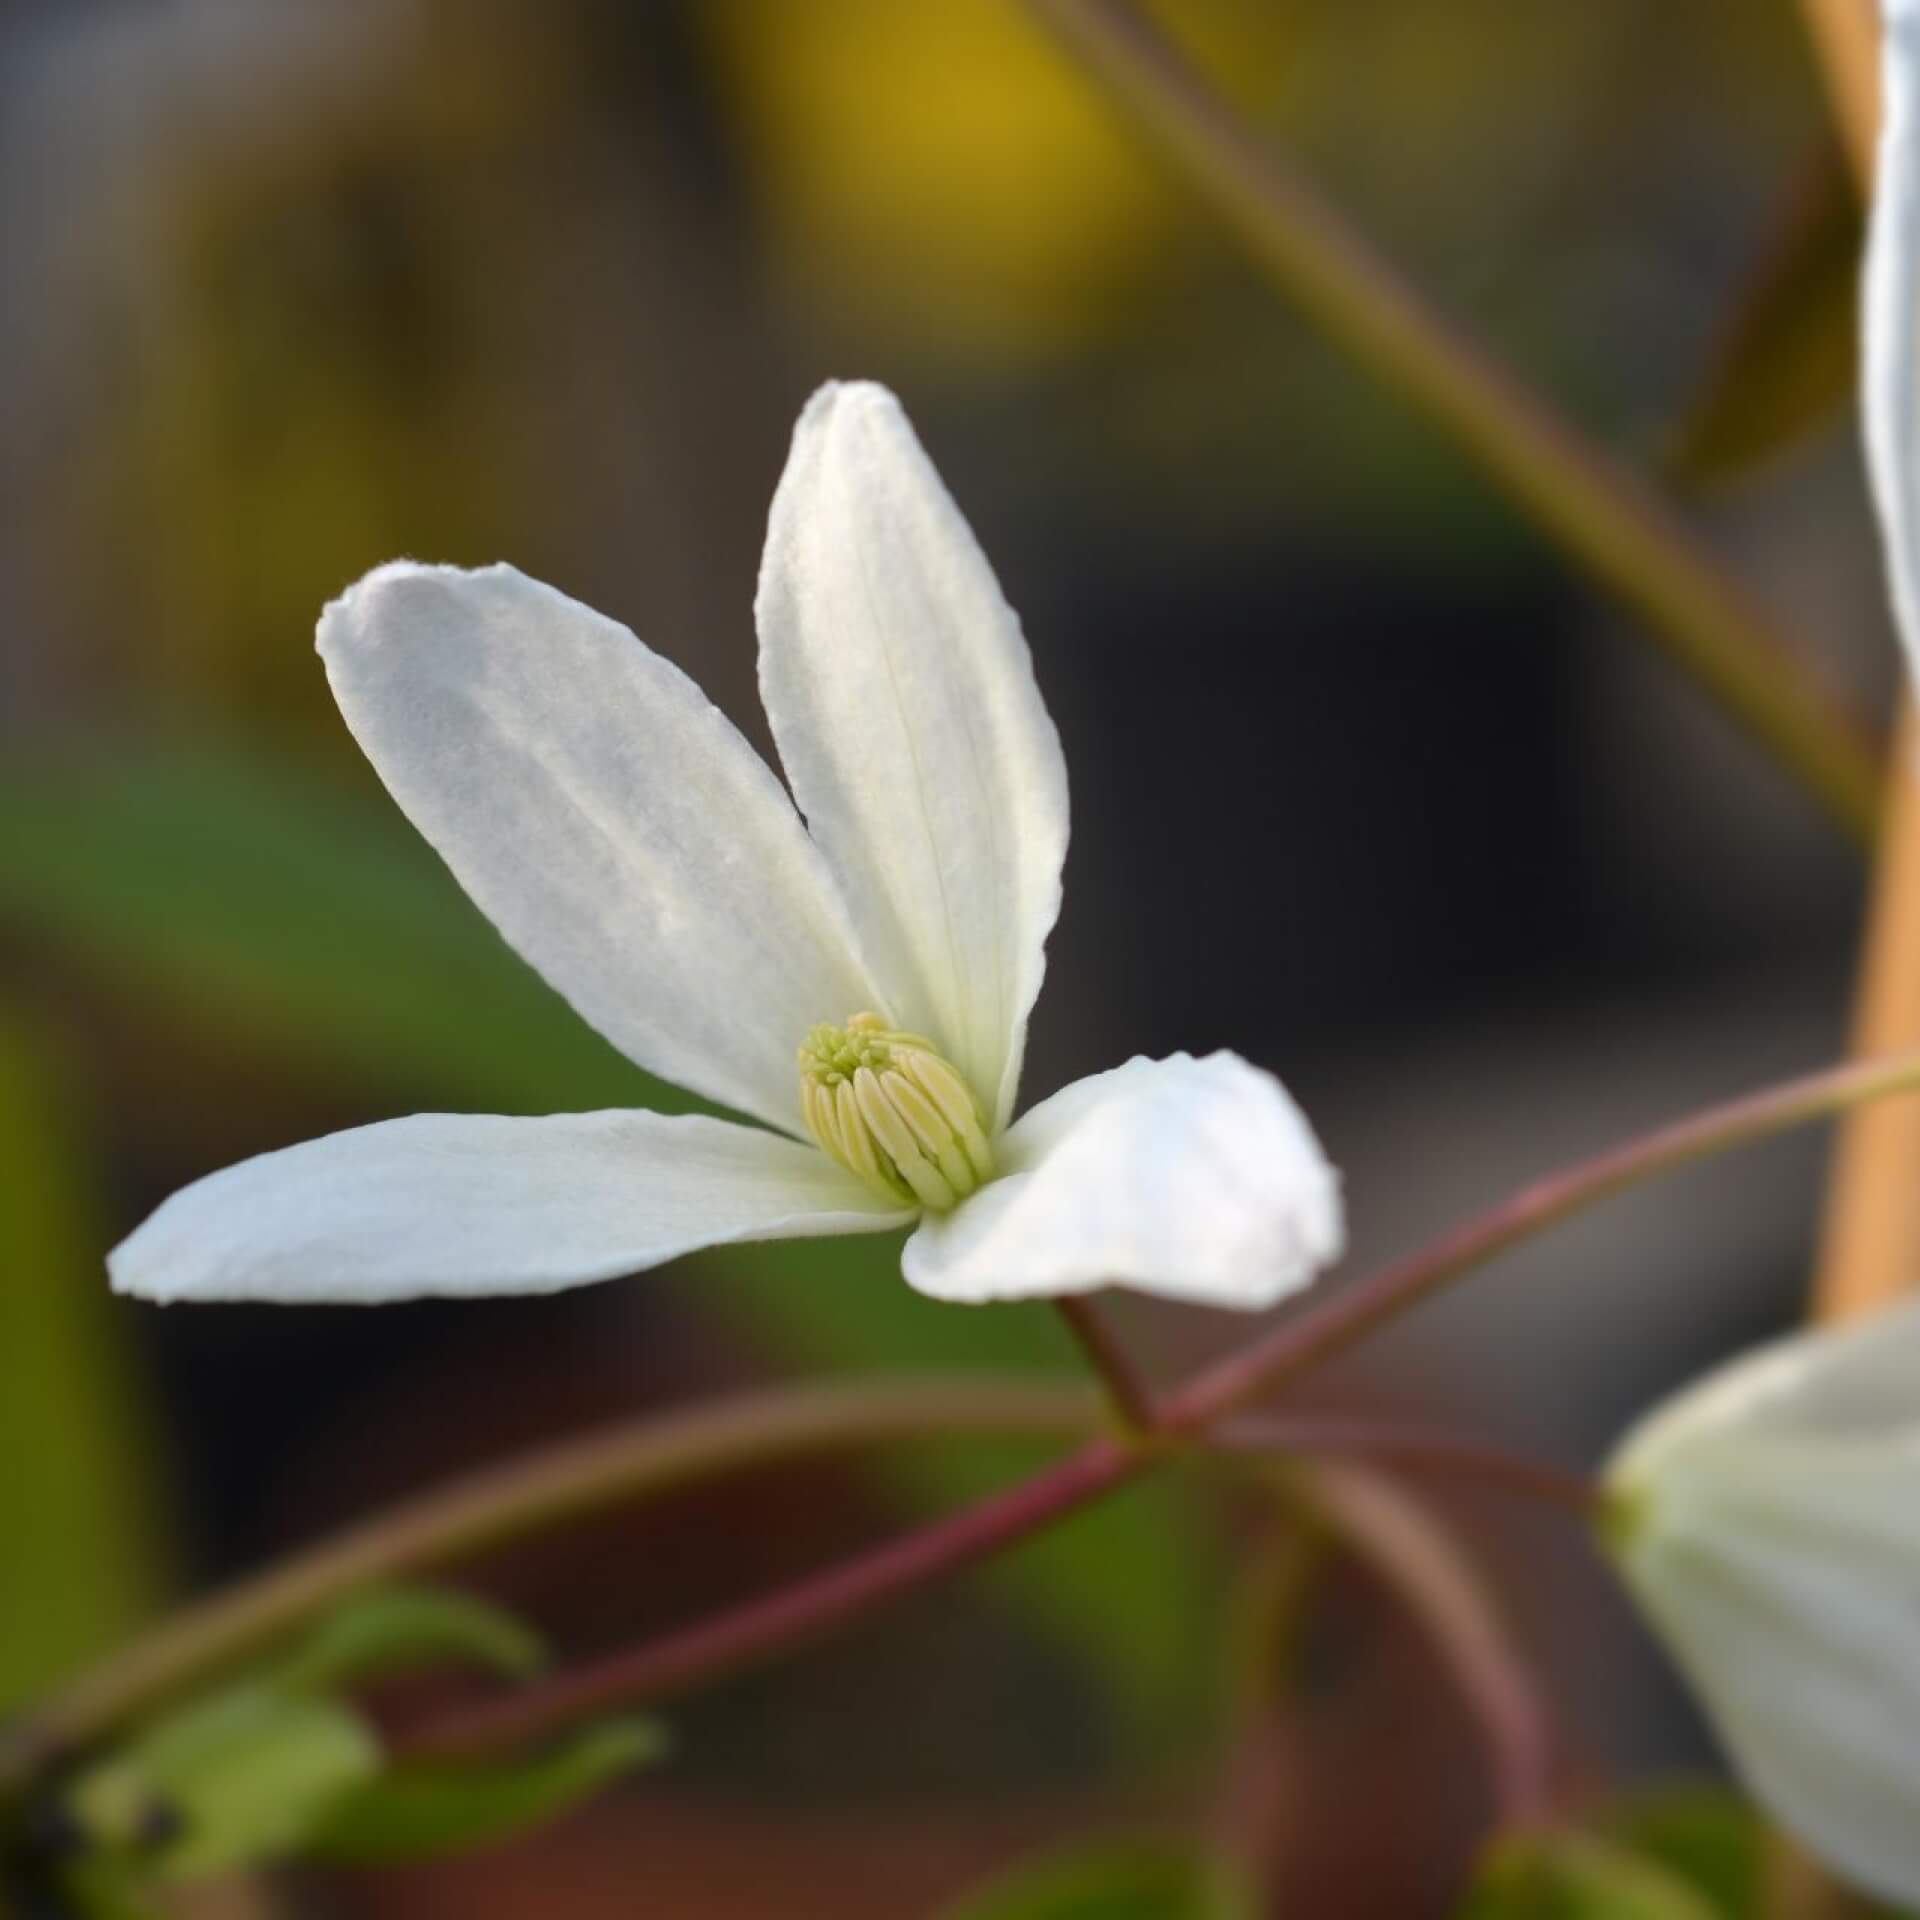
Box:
(308, 1719, 664, 1864)
(1668, 137, 1860, 486)
(0, 731, 1219, 1754)
(930, 1838, 1255, 1920)
(56, 1861, 165, 1920)
(1591, 1784, 1915, 1920)
(64, 1685, 378, 1881)
(1594, 1784, 1760, 1916)
(0, 1010, 169, 1708)
(1457, 1831, 1723, 1920)
(0, 735, 679, 1115)
(272, 1585, 545, 1697)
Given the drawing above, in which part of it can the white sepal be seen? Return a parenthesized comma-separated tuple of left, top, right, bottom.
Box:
(901, 1051, 1343, 1307)
(1605, 1300, 1920, 1909)
(110, 1110, 911, 1304)
(319, 562, 880, 1134)
(757, 382, 1069, 1133)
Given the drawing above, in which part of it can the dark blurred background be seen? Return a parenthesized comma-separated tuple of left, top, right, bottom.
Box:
(0, 2, 1895, 1914)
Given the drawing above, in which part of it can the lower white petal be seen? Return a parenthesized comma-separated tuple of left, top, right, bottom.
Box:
(1613, 1440, 1920, 1910)
(901, 1051, 1343, 1307)
(1611, 1297, 1920, 1474)
(110, 1112, 911, 1305)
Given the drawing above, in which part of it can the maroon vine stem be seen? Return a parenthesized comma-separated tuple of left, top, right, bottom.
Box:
(403, 1046, 1920, 1760)
(1303, 1464, 1557, 1828)
(404, 1437, 1143, 1757)
(1052, 1296, 1159, 1430)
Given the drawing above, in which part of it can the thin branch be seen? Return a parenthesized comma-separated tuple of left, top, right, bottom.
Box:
(1300, 1464, 1557, 1830)
(21, 1045, 1920, 1782)
(393, 1045, 1920, 1759)
(397, 1437, 1144, 1759)
(1160, 1045, 1920, 1432)
(397, 1415, 1591, 1764)
(1053, 1296, 1160, 1431)
(1025, 0, 1880, 841)
(1220, 1417, 1599, 1519)
(0, 1376, 1096, 1793)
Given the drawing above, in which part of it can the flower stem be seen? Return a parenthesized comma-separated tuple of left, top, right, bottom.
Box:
(398, 1436, 1146, 1758)
(1052, 1296, 1160, 1431)
(392, 1046, 1920, 1759)
(0, 1376, 1096, 1795)
(1159, 1045, 1920, 1432)
(1300, 1464, 1557, 1830)
(399, 1416, 1592, 1765)
(19, 1048, 1920, 1785)
(1220, 1417, 1599, 1519)
(1024, 0, 1880, 842)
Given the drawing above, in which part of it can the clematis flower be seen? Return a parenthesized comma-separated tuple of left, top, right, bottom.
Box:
(110, 382, 1342, 1311)
(1863, 0, 1920, 665)
(1602, 1299, 1920, 1909)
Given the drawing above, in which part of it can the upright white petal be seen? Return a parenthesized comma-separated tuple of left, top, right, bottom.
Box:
(319, 562, 880, 1134)
(110, 1111, 911, 1304)
(1864, 1, 1920, 670)
(1606, 1302, 1920, 1909)
(756, 383, 1070, 1132)
(902, 1051, 1343, 1307)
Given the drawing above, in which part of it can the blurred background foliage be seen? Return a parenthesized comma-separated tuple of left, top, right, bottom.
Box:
(0, 0, 1898, 1912)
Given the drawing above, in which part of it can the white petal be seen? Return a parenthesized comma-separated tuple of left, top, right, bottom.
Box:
(318, 562, 880, 1133)
(901, 1051, 1343, 1307)
(1611, 1297, 1920, 1476)
(109, 1112, 909, 1305)
(1610, 1431, 1920, 1907)
(1864, 3, 1920, 673)
(756, 383, 1069, 1132)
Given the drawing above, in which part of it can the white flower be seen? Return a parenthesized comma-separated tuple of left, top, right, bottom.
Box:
(1603, 1300, 1920, 1909)
(110, 382, 1343, 1311)
(1864, 0, 1920, 667)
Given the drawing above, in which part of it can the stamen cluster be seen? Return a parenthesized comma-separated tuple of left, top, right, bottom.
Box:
(798, 1013, 994, 1210)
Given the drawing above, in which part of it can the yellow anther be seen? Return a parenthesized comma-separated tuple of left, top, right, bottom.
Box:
(797, 1013, 994, 1210)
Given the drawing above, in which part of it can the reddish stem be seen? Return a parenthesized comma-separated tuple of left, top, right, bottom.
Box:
(396, 1047, 1916, 1760)
(1221, 1416, 1600, 1518)
(402, 1437, 1144, 1759)
(1053, 1295, 1159, 1430)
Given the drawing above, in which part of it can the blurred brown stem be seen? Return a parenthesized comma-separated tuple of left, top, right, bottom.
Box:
(0, 1376, 1098, 1793)
(1025, 0, 1879, 842)
(1218, 1417, 1598, 1519)
(1798, 1, 1920, 1332)
(1785, 4, 1908, 1915)
(1300, 1464, 1557, 1830)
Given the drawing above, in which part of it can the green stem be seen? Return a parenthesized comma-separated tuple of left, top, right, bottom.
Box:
(1024, 0, 1880, 842)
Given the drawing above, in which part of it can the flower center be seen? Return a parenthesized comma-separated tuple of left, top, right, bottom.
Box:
(798, 1012, 993, 1211)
